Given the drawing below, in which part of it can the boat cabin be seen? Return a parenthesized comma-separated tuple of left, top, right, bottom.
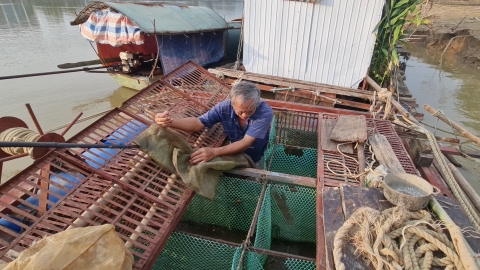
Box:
(70, 1, 239, 90)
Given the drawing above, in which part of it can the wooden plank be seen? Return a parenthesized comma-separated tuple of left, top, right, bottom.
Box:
(209, 68, 373, 100)
(321, 118, 354, 154)
(368, 133, 406, 173)
(417, 165, 454, 198)
(330, 115, 367, 143)
(438, 145, 480, 159)
(435, 196, 480, 254)
(227, 168, 316, 188)
(323, 187, 344, 270)
(222, 78, 371, 110)
(340, 185, 394, 219)
(266, 99, 372, 117)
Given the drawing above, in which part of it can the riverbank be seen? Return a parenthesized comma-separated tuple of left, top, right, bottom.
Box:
(409, 1, 480, 68)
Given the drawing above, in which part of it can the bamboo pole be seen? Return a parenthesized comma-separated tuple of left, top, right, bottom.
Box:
(365, 76, 420, 125)
(446, 161, 480, 214)
(357, 142, 366, 186)
(424, 104, 480, 147)
(429, 198, 480, 270)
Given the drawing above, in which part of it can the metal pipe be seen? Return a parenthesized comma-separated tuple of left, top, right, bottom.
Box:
(60, 112, 83, 136)
(0, 142, 139, 149)
(0, 153, 28, 163)
(25, 103, 44, 135)
(0, 66, 108, 81)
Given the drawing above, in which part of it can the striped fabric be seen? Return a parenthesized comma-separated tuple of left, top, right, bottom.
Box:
(80, 10, 144, 47)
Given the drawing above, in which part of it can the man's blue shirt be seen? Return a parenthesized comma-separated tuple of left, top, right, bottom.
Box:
(198, 100, 273, 163)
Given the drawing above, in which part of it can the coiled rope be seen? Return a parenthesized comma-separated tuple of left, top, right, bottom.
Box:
(0, 127, 41, 157)
(333, 206, 466, 270)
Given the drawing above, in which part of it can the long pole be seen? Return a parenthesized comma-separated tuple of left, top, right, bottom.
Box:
(424, 104, 480, 147)
(0, 66, 108, 81)
(0, 142, 139, 149)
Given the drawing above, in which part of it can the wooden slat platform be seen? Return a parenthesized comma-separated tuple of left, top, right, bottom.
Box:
(322, 186, 480, 270)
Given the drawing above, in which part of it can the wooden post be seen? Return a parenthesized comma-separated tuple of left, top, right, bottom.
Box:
(424, 104, 480, 147)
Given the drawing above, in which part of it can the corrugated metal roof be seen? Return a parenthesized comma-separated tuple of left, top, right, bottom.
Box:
(72, 2, 230, 34)
(243, 0, 384, 88)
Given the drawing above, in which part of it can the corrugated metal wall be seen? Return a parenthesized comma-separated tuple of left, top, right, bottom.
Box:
(243, 0, 384, 88)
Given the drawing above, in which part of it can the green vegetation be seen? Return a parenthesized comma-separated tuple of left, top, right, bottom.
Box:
(370, 0, 429, 86)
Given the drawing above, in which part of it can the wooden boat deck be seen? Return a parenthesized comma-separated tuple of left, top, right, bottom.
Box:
(323, 186, 480, 269)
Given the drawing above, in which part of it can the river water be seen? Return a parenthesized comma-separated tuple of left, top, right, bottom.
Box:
(0, 1, 479, 196)
(404, 43, 480, 194)
(0, 0, 242, 181)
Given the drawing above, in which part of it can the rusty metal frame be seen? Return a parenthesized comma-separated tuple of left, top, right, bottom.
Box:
(0, 63, 231, 269)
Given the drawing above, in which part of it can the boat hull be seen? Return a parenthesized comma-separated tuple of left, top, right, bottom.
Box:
(110, 73, 162, 91)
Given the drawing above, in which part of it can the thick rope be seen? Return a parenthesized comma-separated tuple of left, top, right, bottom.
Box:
(377, 88, 392, 120)
(395, 117, 480, 231)
(333, 206, 465, 270)
(0, 127, 41, 157)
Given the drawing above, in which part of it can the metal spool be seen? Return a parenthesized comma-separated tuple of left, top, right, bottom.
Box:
(0, 116, 65, 160)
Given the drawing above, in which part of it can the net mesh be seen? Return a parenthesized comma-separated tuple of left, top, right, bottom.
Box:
(154, 111, 318, 269)
(182, 176, 262, 232)
(264, 114, 318, 178)
(154, 176, 317, 269)
(153, 232, 237, 270)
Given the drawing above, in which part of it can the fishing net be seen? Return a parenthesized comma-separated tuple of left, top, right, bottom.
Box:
(154, 112, 318, 269)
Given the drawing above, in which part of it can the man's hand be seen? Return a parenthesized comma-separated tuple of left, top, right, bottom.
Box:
(190, 148, 217, 165)
(155, 111, 173, 127)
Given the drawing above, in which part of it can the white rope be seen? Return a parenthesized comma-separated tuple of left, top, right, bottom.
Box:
(0, 128, 41, 157)
(325, 142, 378, 183)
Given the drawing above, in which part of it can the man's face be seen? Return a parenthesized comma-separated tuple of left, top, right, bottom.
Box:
(232, 97, 256, 121)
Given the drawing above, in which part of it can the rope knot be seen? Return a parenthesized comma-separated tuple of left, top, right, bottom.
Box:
(433, 109, 444, 117)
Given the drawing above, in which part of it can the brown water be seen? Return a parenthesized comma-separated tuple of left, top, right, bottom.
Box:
(0, 0, 242, 181)
(404, 43, 480, 195)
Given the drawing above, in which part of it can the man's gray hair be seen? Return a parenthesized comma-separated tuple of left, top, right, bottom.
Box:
(229, 81, 261, 107)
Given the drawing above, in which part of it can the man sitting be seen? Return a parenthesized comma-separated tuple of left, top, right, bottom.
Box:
(155, 81, 273, 169)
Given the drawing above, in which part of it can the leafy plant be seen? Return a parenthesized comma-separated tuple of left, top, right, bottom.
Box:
(369, 0, 428, 86)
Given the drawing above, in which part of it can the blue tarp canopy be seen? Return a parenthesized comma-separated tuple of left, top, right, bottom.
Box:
(159, 32, 225, 75)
